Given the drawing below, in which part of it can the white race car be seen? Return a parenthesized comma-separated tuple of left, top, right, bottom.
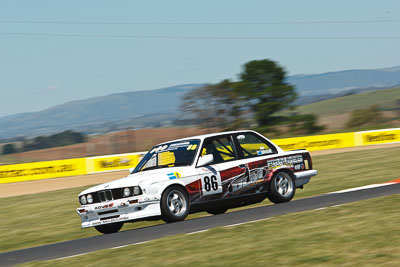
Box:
(77, 130, 317, 234)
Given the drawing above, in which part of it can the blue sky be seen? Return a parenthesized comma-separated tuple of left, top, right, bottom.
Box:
(0, 0, 399, 117)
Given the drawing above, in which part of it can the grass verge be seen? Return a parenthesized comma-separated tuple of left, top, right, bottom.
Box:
(1, 146, 400, 253)
(20, 194, 400, 266)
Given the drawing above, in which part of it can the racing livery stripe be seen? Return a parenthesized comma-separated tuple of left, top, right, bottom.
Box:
(220, 167, 244, 181)
(186, 179, 201, 193)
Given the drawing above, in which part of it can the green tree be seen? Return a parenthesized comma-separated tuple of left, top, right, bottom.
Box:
(346, 105, 384, 128)
(238, 59, 297, 126)
(180, 59, 324, 134)
(2, 143, 17, 155)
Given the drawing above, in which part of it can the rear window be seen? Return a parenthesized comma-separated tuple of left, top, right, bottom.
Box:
(235, 133, 276, 158)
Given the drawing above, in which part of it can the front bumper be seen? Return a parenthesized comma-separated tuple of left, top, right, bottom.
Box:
(76, 195, 161, 228)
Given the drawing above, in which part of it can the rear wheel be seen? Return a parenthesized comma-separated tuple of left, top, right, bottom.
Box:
(161, 186, 190, 223)
(206, 207, 228, 215)
(267, 171, 295, 204)
(94, 222, 124, 234)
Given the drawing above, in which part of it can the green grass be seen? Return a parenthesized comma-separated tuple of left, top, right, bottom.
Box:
(1, 146, 400, 253)
(20, 194, 400, 267)
(296, 146, 400, 198)
(296, 87, 400, 116)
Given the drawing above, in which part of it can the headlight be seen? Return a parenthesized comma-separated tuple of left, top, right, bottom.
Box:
(123, 187, 131, 197)
(80, 195, 87, 205)
(87, 194, 93, 204)
(133, 186, 141, 195)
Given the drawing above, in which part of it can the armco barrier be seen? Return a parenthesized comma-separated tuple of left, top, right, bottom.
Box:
(0, 128, 399, 184)
(86, 152, 144, 174)
(0, 158, 87, 184)
(272, 132, 355, 152)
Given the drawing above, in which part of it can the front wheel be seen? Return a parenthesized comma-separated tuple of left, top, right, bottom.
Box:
(267, 171, 295, 204)
(94, 222, 124, 234)
(161, 186, 190, 223)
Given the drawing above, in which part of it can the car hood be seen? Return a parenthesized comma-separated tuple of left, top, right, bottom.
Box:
(79, 166, 191, 196)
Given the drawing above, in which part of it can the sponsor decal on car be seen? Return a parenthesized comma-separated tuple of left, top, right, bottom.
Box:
(225, 165, 268, 196)
(294, 163, 304, 171)
(95, 203, 114, 210)
(92, 216, 129, 226)
(267, 155, 303, 169)
(167, 172, 181, 180)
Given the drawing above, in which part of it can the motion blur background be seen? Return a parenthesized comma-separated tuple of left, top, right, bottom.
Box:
(1, 2, 400, 266)
(0, 0, 399, 163)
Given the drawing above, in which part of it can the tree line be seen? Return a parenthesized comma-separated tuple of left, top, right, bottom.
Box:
(2, 130, 85, 155)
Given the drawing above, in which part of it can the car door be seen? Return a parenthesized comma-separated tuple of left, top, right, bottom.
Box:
(229, 132, 279, 193)
(196, 134, 248, 202)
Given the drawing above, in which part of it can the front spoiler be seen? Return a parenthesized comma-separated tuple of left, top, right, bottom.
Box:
(77, 197, 161, 228)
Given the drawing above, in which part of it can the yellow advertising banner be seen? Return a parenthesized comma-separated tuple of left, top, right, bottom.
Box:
(86, 153, 143, 174)
(0, 158, 87, 184)
(2, 127, 399, 184)
(355, 128, 400, 146)
(272, 132, 356, 151)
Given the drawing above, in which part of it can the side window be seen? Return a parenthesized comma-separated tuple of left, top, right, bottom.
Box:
(202, 136, 237, 164)
(235, 133, 276, 158)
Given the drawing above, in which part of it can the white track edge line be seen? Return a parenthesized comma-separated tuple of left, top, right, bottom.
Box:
(55, 252, 92, 261)
(54, 241, 150, 261)
(111, 240, 149, 250)
(329, 182, 395, 194)
(224, 217, 271, 228)
(185, 229, 210, 235)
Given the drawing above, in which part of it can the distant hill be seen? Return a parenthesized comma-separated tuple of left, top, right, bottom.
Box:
(295, 87, 400, 116)
(0, 84, 204, 139)
(288, 66, 400, 96)
(1, 65, 400, 139)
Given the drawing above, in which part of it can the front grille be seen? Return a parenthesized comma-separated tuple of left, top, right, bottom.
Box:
(79, 186, 142, 205)
(98, 190, 113, 202)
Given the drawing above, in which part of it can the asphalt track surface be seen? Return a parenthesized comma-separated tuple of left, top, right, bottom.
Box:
(2, 183, 400, 266)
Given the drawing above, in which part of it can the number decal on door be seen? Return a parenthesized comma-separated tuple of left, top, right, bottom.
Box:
(201, 174, 222, 195)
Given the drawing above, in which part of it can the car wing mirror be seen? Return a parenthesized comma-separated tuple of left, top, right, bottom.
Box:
(129, 167, 135, 174)
(197, 154, 214, 167)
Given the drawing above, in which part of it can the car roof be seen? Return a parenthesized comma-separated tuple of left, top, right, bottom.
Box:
(157, 130, 260, 145)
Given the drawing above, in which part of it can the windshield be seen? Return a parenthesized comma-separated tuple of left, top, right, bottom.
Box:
(132, 139, 200, 173)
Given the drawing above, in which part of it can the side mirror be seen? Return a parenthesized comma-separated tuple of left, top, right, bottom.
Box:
(129, 167, 135, 174)
(197, 154, 214, 167)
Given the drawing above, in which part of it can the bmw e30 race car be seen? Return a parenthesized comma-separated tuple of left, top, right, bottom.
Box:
(77, 130, 317, 234)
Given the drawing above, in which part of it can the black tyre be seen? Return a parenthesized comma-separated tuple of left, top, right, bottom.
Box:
(161, 186, 190, 223)
(94, 222, 124, 234)
(206, 207, 228, 215)
(267, 171, 295, 204)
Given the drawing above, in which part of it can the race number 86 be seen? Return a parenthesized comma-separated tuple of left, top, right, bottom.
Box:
(201, 174, 222, 195)
(203, 175, 218, 191)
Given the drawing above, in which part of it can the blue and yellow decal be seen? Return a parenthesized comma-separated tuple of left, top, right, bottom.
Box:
(167, 172, 181, 180)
